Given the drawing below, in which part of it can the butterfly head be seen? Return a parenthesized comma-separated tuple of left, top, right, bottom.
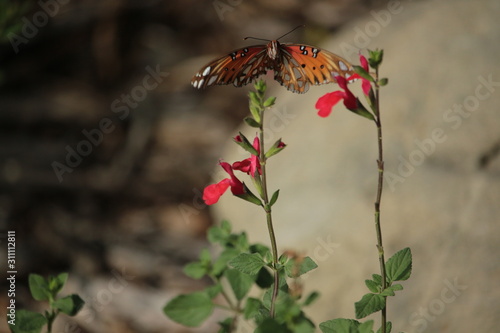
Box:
(266, 40, 280, 60)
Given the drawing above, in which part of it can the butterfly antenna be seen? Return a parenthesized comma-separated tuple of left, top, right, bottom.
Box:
(243, 24, 305, 41)
(243, 36, 270, 42)
(276, 24, 305, 40)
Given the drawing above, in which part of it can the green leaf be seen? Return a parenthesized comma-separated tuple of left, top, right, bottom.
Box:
(29, 274, 50, 301)
(225, 269, 255, 300)
(365, 279, 380, 293)
(204, 284, 222, 299)
(358, 320, 375, 333)
(372, 274, 382, 285)
(319, 318, 361, 333)
(234, 133, 259, 156)
(244, 297, 263, 319)
(380, 284, 403, 297)
(8, 309, 47, 333)
(249, 105, 262, 124)
(184, 261, 208, 279)
(49, 273, 68, 295)
(303, 291, 320, 306)
(229, 253, 266, 275)
(163, 292, 214, 327)
(255, 318, 289, 333)
(52, 294, 85, 316)
(284, 256, 318, 278)
(217, 317, 234, 333)
(236, 183, 263, 206)
(212, 248, 240, 276)
(386, 247, 412, 282)
(378, 78, 388, 86)
(263, 96, 276, 107)
(244, 116, 261, 128)
(255, 266, 274, 289)
(352, 65, 374, 82)
(368, 49, 384, 68)
(376, 321, 392, 333)
(269, 190, 280, 207)
(349, 99, 375, 121)
(355, 293, 386, 319)
(207, 222, 231, 245)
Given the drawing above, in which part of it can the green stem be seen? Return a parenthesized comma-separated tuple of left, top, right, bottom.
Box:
(259, 108, 279, 318)
(373, 69, 387, 333)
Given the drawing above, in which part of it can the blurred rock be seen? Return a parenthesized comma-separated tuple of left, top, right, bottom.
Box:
(214, 0, 500, 332)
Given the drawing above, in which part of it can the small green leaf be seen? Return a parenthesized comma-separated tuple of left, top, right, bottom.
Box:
(303, 291, 320, 306)
(365, 279, 380, 293)
(255, 318, 289, 333)
(204, 284, 222, 299)
(217, 317, 234, 333)
(243, 297, 263, 319)
(53, 294, 85, 316)
(358, 320, 375, 333)
(376, 321, 392, 333)
(236, 183, 263, 206)
(255, 266, 274, 289)
(319, 318, 361, 333)
(50, 273, 68, 295)
(29, 274, 50, 301)
(265, 139, 286, 159)
(284, 256, 318, 278)
(349, 99, 375, 121)
(380, 284, 403, 297)
(244, 116, 261, 128)
(353, 65, 374, 82)
(225, 269, 255, 300)
(378, 78, 388, 86)
(263, 96, 276, 107)
(9, 309, 47, 333)
(212, 248, 240, 276)
(355, 293, 386, 319)
(207, 222, 231, 244)
(163, 292, 214, 327)
(386, 247, 412, 282)
(372, 274, 382, 285)
(269, 190, 280, 207)
(229, 253, 266, 275)
(234, 133, 259, 156)
(184, 261, 208, 279)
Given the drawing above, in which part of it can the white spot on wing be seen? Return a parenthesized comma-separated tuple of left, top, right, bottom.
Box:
(339, 61, 348, 71)
(202, 66, 211, 76)
(208, 76, 217, 85)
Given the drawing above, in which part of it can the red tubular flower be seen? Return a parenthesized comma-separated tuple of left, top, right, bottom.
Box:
(347, 54, 371, 96)
(232, 136, 261, 176)
(315, 75, 357, 117)
(203, 162, 245, 205)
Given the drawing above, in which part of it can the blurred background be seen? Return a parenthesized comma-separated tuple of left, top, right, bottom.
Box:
(0, 0, 391, 332)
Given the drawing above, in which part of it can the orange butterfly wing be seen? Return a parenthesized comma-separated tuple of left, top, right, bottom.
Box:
(275, 44, 355, 94)
(191, 46, 271, 89)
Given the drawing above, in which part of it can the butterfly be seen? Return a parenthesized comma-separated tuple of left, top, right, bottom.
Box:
(191, 27, 354, 94)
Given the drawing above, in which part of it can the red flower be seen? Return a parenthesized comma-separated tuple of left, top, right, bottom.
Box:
(347, 54, 371, 96)
(232, 136, 261, 176)
(315, 75, 357, 117)
(203, 162, 245, 205)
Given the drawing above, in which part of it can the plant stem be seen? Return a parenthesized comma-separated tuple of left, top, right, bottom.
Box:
(373, 68, 387, 333)
(259, 109, 279, 318)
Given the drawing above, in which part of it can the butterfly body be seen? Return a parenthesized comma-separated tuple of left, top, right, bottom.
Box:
(192, 40, 354, 94)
